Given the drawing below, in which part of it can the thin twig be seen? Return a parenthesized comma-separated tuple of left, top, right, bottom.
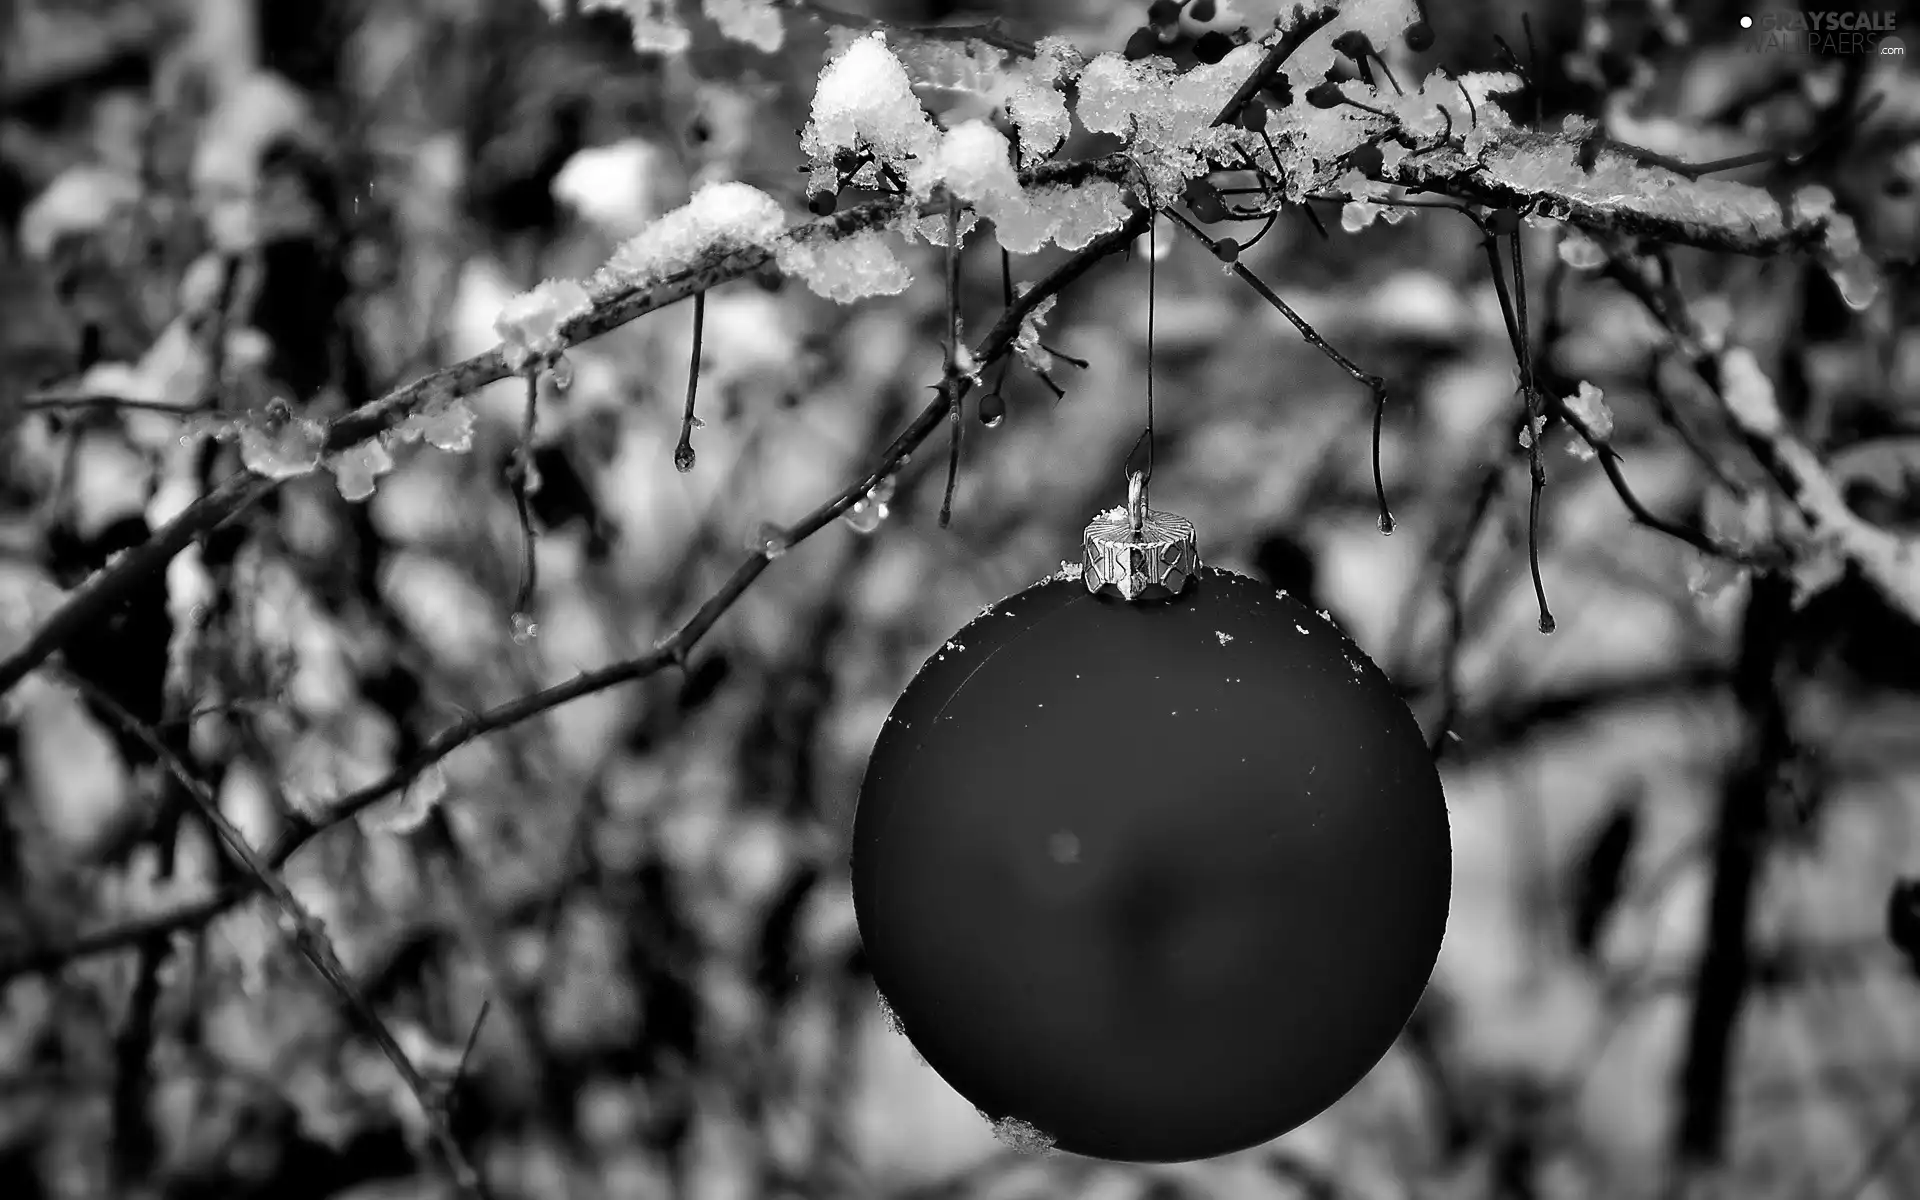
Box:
(676, 292, 705, 472)
(1429, 468, 1503, 760)
(1160, 204, 1393, 532)
(1212, 6, 1339, 127)
(61, 671, 488, 1199)
(1478, 219, 1556, 634)
(939, 196, 965, 528)
(1599, 91, 1884, 181)
(14, 394, 198, 416)
(510, 371, 540, 622)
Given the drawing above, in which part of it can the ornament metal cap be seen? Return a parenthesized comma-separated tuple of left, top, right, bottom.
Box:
(1082, 471, 1200, 602)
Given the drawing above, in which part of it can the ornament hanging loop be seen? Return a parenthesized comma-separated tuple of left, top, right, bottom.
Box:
(1083, 471, 1200, 603)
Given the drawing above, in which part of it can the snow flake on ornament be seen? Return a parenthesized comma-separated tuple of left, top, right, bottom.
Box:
(1215, 631, 1234, 645)
(988, 1114, 1055, 1155)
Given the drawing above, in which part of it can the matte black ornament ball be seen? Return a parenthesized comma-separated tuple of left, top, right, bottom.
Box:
(851, 479, 1450, 1163)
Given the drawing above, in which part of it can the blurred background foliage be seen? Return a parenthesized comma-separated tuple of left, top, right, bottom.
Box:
(2, 1, 1919, 1198)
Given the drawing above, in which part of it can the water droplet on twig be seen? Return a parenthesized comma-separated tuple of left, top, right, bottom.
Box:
(752, 522, 789, 558)
(842, 498, 888, 534)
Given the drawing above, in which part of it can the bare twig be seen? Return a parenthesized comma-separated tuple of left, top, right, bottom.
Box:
(14, 394, 198, 417)
(1598, 90, 1885, 181)
(61, 672, 488, 1199)
(1550, 397, 1771, 567)
(1160, 205, 1393, 532)
(1429, 468, 1503, 760)
(1477, 217, 1555, 634)
(509, 371, 540, 622)
(939, 196, 965, 528)
(675, 292, 705, 472)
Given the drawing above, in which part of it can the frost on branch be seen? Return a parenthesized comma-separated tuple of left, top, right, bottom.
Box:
(1718, 347, 1782, 437)
(327, 438, 396, 502)
(986, 181, 1131, 255)
(905, 119, 1126, 255)
(1794, 184, 1878, 309)
(1562, 381, 1612, 461)
(239, 403, 327, 480)
(495, 278, 592, 373)
(393, 397, 477, 454)
(801, 33, 940, 196)
(1007, 37, 1080, 166)
(1012, 285, 1057, 374)
(591, 182, 787, 295)
(1384, 127, 1841, 257)
(775, 227, 912, 302)
(911, 121, 1021, 206)
(1075, 44, 1264, 201)
(1713, 346, 1920, 624)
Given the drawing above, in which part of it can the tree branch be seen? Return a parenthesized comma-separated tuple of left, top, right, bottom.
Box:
(1389, 130, 1838, 257)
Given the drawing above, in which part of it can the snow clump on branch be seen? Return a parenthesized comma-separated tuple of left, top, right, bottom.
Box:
(591, 181, 787, 295)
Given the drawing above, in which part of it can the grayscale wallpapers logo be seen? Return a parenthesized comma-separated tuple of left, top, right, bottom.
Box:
(1739, 12, 1904, 55)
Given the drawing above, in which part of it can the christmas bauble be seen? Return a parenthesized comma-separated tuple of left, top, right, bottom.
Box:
(851, 487, 1450, 1163)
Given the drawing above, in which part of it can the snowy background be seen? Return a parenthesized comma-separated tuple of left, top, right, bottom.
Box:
(2, 1, 1919, 1198)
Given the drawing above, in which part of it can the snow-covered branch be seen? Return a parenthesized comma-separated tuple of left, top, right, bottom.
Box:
(1608, 256, 1920, 624)
(1385, 130, 1841, 258)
